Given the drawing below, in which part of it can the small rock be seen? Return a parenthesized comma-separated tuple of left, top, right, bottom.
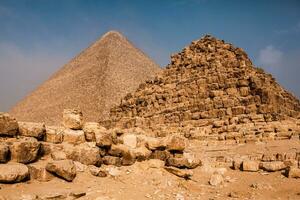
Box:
(145, 137, 166, 150)
(82, 122, 104, 142)
(102, 156, 122, 166)
(63, 109, 83, 130)
(164, 166, 192, 179)
(107, 166, 121, 177)
(286, 167, 300, 178)
(89, 165, 107, 177)
(46, 160, 76, 181)
(209, 173, 224, 186)
(28, 163, 54, 182)
(69, 191, 86, 199)
(0, 163, 29, 183)
(38, 192, 67, 200)
(132, 146, 152, 161)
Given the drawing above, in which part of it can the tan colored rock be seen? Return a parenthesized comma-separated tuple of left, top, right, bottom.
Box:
(0, 144, 9, 163)
(108, 144, 130, 157)
(96, 132, 112, 148)
(232, 158, 243, 170)
(0, 112, 18, 137)
(132, 146, 152, 161)
(45, 126, 64, 143)
(123, 134, 137, 148)
(0, 163, 29, 183)
(147, 159, 165, 168)
(260, 161, 286, 172)
(209, 173, 224, 186)
(164, 166, 193, 179)
(63, 129, 85, 144)
(286, 167, 300, 178)
(242, 160, 259, 172)
(145, 137, 166, 150)
(46, 160, 76, 181)
(18, 122, 45, 140)
(165, 135, 186, 152)
(150, 150, 171, 161)
(64, 143, 102, 166)
(89, 165, 107, 177)
(10, 137, 41, 164)
(28, 163, 54, 182)
(167, 153, 201, 169)
(102, 156, 122, 166)
(51, 151, 67, 161)
(63, 109, 83, 130)
(83, 122, 106, 142)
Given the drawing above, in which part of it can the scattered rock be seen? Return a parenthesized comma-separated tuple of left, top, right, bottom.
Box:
(10, 137, 41, 164)
(132, 146, 151, 161)
(18, 122, 46, 140)
(106, 166, 122, 177)
(286, 167, 300, 178)
(89, 165, 107, 177)
(209, 173, 224, 186)
(63, 109, 83, 130)
(95, 132, 112, 148)
(0, 163, 29, 183)
(123, 134, 137, 148)
(167, 153, 201, 169)
(102, 156, 122, 166)
(165, 135, 186, 152)
(0, 112, 18, 137)
(69, 191, 86, 199)
(39, 192, 67, 200)
(260, 161, 286, 172)
(45, 126, 64, 144)
(51, 151, 67, 161)
(28, 163, 54, 182)
(164, 166, 192, 179)
(46, 160, 76, 181)
(83, 122, 105, 142)
(145, 137, 166, 150)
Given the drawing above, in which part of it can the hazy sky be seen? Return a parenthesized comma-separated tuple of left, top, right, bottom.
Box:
(0, 0, 300, 111)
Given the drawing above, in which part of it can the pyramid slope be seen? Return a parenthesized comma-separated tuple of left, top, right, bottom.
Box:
(10, 31, 161, 125)
(108, 35, 300, 139)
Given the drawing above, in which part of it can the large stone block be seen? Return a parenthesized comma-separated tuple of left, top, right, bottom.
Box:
(63, 129, 85, 144)
(0, 163, 29, 183)
(260, 161, 286, 172)
(28, 163, 54, 182)
(10, 137, 41, 164)
(18, 122, 46, 140)
(63, 109, 83, 130)
(83, 122, 106, 142)
(0, 112, 18, 137)
(0, 144, 9, 163)
(46, 160, 76, 181)
(242, 160, 259, 172)
(165, 135, 186, 152)
(45, 126, 64, 144)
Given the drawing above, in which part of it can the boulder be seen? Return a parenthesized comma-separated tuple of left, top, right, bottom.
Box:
(46, 160, 76, 181)
(150, 150, 171, 161)
(260, 161, 286, 172)
(123, 134, 137, 148)
(95, 133, 112, 148)
(18, 122, 46, 140)
(63, 129, 85, 144)
(51, 151, 67, 160)
(242, 160, 259, 172)
(83, 122, 106, 142)
(132, 146, 152, 161)
(10, 137, 41, 164)
(232, 158, 243, 170)
(209, 173, 224, 186)
(0, 163, 29, 183)
(102, 156, 122, 166)
(28, 163, 54, 182)
(165, 135, 186, 152)
(286, 167, 300, 178)
(145, 137, 166, 150)
(167, 153, 201, 169)
(0, 144, 9, 163)
(121, 150, 136, 166)
(108, 144, 130, 157)
(64, 143, 102, 166)
(63, 109, 83, 130)
(164, 166, 193, 179)
(45, 126, 64, 143)
(0, 112, 18, 137)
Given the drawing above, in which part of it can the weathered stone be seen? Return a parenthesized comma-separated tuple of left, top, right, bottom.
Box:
(121, 150, 136, 166)
(63, 109, 83, 130)
(0, 163, 29, 183)
(18, 122, 46, 140)
(167, 153, 201, 169)
(51, 151, 67, 161)
(145, 137, 166, 150)
(0, 112, 18, 137)
(63, 129, 85, 144)
(102, 156, 122, 166)
(89, 165, 107, 177)
(164, 166, 193, 179)
(209, 173, 224, 186)
(108, 144, 130, 157)
(45, 126, 64, 144)
(46, 160, 76, 181)
(123, 134, 137, 148)
(165, 135, 186, 152)
(10, 137, 41, 164)
(83, 122, 106, 142)
(95, 133, 112, 148)
(260, 161, 286, 172)
(242, 160, 259, 172)
(64, 143, 102, 166)
(0, 144, 9, 163)
(286, 167, 300, 178)
(28, 163, 54, 182)
(150, 150, 171, 161)
(147, 159, 165, 168)
(232, 158, 243, 170)
(132, 146, 152, 161)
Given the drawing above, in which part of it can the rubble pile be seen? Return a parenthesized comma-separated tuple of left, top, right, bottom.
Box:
(108, 35, 300, 142)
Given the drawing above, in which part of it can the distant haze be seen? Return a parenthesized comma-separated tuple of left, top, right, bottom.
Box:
(0, 0, 300, 111)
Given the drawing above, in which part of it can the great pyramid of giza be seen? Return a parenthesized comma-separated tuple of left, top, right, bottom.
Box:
(108, 35, 300, 141)
(10, 31, 160, 125)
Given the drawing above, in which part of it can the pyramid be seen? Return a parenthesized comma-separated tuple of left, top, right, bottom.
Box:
(108, 35, 300, 141)
(10, 31, 161, 125)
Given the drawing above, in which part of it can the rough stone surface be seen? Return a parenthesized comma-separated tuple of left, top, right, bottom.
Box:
(165, 135, 186, 152)
(209, 173, 224, 186)
(89, 165, 107, 177)
(0, 144, 9, 163)
(242, 160, 259, 172)
(164, 166, 193, 179)
(63, 129, 85, 144)
(0, 163, 29, 183)
(45, 126, 64, 144)
(18, 122, 46, 140)
(46, 160, 76, 181)
(102, 156, 122, 166)
(123, 134, 137, 148)
(0, 113, 18, 137)
(260, 161, 286, 172)
(287, 167, 300, 178)
(83, 122, 106, 142)
(28, 163, 54, 182)
(10, 137, 41, 164)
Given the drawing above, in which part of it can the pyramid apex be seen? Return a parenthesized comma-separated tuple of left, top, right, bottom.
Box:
(100, 30, 125, 40)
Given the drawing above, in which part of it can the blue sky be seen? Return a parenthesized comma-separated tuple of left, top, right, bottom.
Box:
(0, 0, 300, 111)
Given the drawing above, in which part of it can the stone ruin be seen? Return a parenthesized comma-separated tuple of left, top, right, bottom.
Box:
(107, 35, 300, 143)
(0, 35, 300, 199)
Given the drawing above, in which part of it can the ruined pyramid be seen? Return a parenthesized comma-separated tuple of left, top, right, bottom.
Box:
(108, 35, 300, 141)
(10, 31, 160, 125)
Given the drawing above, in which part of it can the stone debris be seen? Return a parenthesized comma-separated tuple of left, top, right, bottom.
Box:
(63, 129, 85, 145)
(18, 122, 46, 140)
(46, 160, 77, 181)
(28, 163, 54, 182)
(209, 173, 224, 186)
(260, 161, 286, 172)
(0, 163, 29, 183)
(89, 165, 107, 177)
(0, 112, 18, 137)
(242, 160, 259, 172)
(286, 167, 300, 178)
(164, 166, 193, 179)
(63, 109, 83, 130)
